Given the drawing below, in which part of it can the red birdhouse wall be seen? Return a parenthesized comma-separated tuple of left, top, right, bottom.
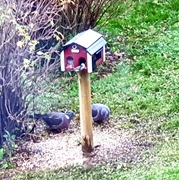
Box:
(62, 44, 88, 72)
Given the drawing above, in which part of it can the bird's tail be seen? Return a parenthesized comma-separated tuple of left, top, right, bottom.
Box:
(28, 113, 42, 120)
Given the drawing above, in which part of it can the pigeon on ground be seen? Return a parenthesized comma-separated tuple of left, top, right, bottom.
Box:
(91, 103, 110, 123)
(29, 111, 75, 131)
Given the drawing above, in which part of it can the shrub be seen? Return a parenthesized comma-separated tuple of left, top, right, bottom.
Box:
(0, 0, 118, 148)
(0, 0, 63, 147)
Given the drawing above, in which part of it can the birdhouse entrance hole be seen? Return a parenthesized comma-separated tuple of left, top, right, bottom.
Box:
(79, 57, 86, 66)
(66, 56, 74, 69)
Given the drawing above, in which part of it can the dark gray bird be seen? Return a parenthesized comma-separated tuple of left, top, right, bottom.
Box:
(91, 103, 110, 123)
(29, 111, 75, 131)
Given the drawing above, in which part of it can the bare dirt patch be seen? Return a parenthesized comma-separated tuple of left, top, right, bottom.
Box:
(0, 117, 155, 179)
(15, 121, 150, 170)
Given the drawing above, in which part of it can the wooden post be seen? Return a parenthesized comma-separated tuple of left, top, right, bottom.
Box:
(78, 71, 93, 153)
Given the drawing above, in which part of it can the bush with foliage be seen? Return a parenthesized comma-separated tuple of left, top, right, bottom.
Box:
(0, 0, 64, 147)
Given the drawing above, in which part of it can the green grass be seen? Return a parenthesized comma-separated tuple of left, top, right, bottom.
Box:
(15, 0, 179, 179)
(34, 0, 179, 118)
(159, 117, 179, 130)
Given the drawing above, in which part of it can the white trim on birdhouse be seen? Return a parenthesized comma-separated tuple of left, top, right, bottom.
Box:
(103, 46, 106, 62)
(63, 30, 107, 55)
(64, 29, 103, 49)
(60, 50, 65, 71)
(87, 37, 107, 55)
(87, 53, 92, 73)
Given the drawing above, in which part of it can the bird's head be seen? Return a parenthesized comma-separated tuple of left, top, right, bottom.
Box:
(66, 111, 75, 120)
(101, 108, 110, 119)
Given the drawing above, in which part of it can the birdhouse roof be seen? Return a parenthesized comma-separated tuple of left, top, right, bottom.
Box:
(63, 29, 107, 55)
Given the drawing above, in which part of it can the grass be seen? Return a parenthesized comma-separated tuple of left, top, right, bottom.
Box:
(13, 0, 179, 179)
(33, 0, 179, 118)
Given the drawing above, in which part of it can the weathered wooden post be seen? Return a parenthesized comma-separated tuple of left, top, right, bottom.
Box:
(60, 29, 106, 154)
(78, 71, 93, 153)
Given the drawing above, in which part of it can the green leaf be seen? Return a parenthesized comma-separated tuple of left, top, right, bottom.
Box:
(50, 20, 55, 27)
(2, 162, 9, 169)
(0, 148, 4, 159)
(11, 135, 16, 141)
(25, 35, 31, 41)
(45, 54, 51, 61)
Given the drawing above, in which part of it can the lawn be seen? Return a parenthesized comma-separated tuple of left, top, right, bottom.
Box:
(7, 0, 179, 179)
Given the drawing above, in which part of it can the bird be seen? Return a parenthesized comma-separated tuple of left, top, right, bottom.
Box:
(29, 111, 75, 131)
(91, 103, 110, 123)
(72, 63, 86, 71)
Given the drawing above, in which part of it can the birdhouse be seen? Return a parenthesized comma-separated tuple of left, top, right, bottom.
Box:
(60, 29, 107, 73)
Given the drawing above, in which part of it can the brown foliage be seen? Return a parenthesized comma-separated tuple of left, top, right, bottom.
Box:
(0, 0, 63, 147)
(60, 0, 116, 37)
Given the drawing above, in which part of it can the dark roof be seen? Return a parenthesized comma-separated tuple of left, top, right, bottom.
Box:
(63, 29, 107, 55)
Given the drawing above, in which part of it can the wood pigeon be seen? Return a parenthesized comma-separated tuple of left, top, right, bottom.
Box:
(29, 111, 75, 131)
(91, 103, 110, 123)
